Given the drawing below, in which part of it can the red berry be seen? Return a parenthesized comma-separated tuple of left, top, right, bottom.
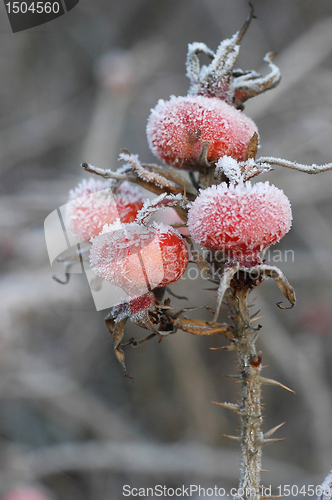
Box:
(146, 95, 258, 169)
(65, 178, 145, 241)
(187, 181, 292, 268)
(90, 221, 189, 297)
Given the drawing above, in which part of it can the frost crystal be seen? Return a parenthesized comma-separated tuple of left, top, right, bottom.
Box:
(216, 156, 244, 185)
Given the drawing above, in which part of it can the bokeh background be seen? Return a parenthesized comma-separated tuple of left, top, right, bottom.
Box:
(1, 0, 332, 499)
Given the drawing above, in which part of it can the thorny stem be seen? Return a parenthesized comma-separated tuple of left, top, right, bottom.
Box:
(226, 284, 262, 500)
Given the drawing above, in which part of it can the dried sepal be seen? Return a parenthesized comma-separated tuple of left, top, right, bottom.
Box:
(105, 309, 129, 376)
(232, 52, 281, 109)
(186, 4, 255, 103)
(130, 306, 161, 335)
(244, 132, 259, 161)
(249, 264, 296, 309)
(177, 318, 234, 339)
(185, 4, 280, 108)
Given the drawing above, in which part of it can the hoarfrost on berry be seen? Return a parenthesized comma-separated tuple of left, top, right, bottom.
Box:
(65, 178, 145, 241)
(89, 221, 189, 298)
(146, 95, 258, 169)
(188, 181, 292, 268)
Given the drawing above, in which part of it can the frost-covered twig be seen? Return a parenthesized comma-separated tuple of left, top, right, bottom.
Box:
(257, 157, 332, 174)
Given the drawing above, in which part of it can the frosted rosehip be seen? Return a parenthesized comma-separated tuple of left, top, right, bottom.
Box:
(90, 221, 188, 297)
(187, 181, 292, 268)
(65, 178, 145, 241)
(146, 95, 258, 169)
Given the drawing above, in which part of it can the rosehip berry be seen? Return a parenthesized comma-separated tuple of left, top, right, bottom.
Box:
(90, 221, 189, 297)
(187, 181, 292, 268)
(146, 95, 258, 169)
(65, 178, 145, 241)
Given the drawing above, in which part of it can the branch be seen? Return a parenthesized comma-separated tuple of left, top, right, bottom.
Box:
(257, 157, 332, 174)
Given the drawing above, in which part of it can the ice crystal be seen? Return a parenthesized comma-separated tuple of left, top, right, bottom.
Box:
(216, 156, 244, 185)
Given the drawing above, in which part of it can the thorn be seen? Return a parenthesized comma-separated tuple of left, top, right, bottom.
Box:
(210, 344, 236, 351)
(261, 470, 272, 473)
(250, 309, 260, 319)
(211, 401, 240, 411)
(264, 422, 285, 439)
(253, 331, 261, 343)
(222, 374, 242, 379)
(259, 437, 285, 446)
(251, 315, 265, 323)
(223, 434, 241, 441)
(259, 377, 295, 394)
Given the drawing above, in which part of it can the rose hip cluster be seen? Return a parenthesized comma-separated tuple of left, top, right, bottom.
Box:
(80, 11, 290, 295)
(59, 7, 318, 372)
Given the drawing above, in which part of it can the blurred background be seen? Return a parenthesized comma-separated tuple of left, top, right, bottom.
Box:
(1, 0, 332, 498)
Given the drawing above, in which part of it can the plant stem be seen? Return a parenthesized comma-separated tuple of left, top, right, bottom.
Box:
(226, 284, 263, 500)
